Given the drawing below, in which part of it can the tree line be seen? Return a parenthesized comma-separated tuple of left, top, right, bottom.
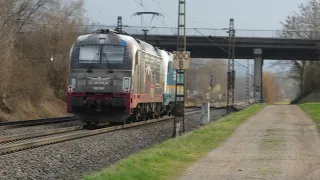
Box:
(273, 0, 320, 102)
(0, 0, 84, 114)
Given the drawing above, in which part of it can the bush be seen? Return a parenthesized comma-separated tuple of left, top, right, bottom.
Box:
(0, 0, 85, 117)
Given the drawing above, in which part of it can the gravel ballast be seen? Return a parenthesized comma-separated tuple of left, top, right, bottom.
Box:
(0, 109, 227, 180)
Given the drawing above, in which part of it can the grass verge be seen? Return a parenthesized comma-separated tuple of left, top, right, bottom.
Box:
(84, 104, 265, 180)
(299, 103, 320, 130)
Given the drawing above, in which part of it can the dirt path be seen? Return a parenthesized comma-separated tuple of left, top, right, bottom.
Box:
(179, 105, 320, 180)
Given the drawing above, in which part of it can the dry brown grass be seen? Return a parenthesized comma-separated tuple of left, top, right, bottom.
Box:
(0, 0, 84, 121)
(263, 72, 278, 104)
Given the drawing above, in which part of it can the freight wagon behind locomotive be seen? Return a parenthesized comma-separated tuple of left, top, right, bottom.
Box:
(67, 29, 176, 126)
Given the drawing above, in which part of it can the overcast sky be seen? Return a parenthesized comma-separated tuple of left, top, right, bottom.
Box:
(84, 0, 305, 30)
(84, 0, 305, 73)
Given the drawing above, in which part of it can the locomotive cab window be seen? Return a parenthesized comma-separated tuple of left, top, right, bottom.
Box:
(79, 45, 100, 63)
(74, 44, 128, 69)
(102, 46, 125, 64)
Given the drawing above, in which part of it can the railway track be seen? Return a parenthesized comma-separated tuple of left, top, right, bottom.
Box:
(0, 107, 204, 130)
(0, 107, 211, 130)
(0, 108, 201, 144)
(0, 116, 78, 129)
(0, 108, 217, 155)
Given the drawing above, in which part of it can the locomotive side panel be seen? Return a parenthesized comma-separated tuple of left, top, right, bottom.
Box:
(130, 50, 163, 108)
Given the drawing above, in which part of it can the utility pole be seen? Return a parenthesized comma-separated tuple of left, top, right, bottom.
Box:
(173, 0, 187, 137)
(246, 60, 250, 106)
(227, 18, 236, 114)
(193, 61, 197, 98)
(251, 61, 255, 103)
(192, 61, 207, 98)
(210, 73, 214, 100)
(142, 29, 148, 41)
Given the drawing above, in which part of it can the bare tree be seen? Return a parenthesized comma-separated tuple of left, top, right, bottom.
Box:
(272, 0, 320, 96)
(186, 59, 228, 105)
(0, 0, 84, 120)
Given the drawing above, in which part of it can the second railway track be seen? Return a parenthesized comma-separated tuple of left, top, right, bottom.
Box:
(0, 108, 215, 155)
(0, 107, 209, 130)
(0, 116, 78, 129)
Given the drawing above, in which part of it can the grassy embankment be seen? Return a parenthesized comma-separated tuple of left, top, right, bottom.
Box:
(85, 104, 265, 180)
(299, 103, 320, 130)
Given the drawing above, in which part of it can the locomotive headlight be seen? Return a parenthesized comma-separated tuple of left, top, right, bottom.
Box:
(122, 77, 131, 92)
(71, 78, 77, 88)
(99, 38, 106, 44)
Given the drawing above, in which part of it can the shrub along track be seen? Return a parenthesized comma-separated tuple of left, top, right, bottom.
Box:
(0, 108, 219, 155)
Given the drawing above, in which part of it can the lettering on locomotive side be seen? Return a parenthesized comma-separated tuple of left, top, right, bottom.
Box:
(93, 87, 105, 90)
(88, 80, 109, 85)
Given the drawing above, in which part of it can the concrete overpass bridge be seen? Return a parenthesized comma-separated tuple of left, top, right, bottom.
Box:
(116, 26, 319, 103)
(132, 35, 320, 61)
(89, 25, 320, 102)
(91, 25, 320, 60)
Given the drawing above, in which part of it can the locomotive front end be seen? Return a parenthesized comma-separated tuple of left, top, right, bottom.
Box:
(67, 30, 133, 124)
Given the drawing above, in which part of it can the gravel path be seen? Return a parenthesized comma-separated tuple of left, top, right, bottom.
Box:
(179, 105, 320, 180)
(0, 109, 226, 180)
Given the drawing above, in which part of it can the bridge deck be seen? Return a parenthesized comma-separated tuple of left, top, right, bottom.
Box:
(132, 35, 319, 60)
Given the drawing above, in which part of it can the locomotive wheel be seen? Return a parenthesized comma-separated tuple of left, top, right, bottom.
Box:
(83, 122, 98, 129)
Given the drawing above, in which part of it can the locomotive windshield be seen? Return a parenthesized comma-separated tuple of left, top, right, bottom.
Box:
(79, 45, 100, 63)
(101, 46, 125, 64)
(72, 45, 128, 69)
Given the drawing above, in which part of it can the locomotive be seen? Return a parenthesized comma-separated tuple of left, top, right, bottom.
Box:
(67, 29, 176, 126)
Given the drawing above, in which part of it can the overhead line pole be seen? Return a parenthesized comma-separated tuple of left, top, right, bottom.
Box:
(227, 18, 236, 114)
(173, 0, 187, 137)
(246, 60, 250, 106)
(251, 61, 255, 102)
(192, 61, 207, 98)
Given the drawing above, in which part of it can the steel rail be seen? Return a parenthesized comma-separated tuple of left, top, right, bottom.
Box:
(0, 102, 245, 130)
(0, 126, 82, 144)
(0, 116, 77, 129)
(0, 108, 207, 129)
(0, 109, 209, 155)
(0, 109, 202, 144)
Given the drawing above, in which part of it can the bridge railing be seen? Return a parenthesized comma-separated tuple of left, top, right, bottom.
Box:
(84, 25, 307, 39)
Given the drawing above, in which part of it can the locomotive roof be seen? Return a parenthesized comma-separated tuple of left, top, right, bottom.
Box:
(75, 33, 167, 58)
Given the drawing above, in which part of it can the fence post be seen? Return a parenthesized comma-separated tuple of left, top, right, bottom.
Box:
(201, 102, 210, 125)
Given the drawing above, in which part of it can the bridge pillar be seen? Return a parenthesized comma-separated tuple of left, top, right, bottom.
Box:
(253, 48, 263, 103)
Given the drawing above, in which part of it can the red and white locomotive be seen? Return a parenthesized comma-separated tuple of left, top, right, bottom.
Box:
(67, 29, 176, 126)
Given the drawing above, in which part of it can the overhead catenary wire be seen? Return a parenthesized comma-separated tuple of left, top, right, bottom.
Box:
(132, 0, 206, 56)
(131, 0, 253, 103)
